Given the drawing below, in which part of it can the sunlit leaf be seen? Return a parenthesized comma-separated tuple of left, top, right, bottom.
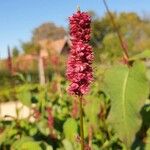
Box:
(63, 118, 78, 141)
(104, 61, 149, 147)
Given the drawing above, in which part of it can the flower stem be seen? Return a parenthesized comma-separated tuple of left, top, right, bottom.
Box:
(79, 96, 84, 150)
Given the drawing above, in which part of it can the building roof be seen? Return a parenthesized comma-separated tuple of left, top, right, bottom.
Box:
(39, 36, 71, 55)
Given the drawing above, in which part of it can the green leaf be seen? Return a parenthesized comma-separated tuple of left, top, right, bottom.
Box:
(62, 139, 74, 150)
(84, 95, 100, 126)
(92, 144, 100, 150)
(39, 142, 53, 150)
(44, 145, 53, 150)
(145, 129, 150, 150)
(17, 90, 31, 106)
(0, 127, 17, 145)
(129, 49, 150, 61)
(63, 118, 78, 141)
(21, 142, 42, 150)
(104, 61, 149, 147)
(14, 73, 26, 83)
(37, 119, 50, 136)
(29, 126, 38, 136)
(12, 137, 42, 150)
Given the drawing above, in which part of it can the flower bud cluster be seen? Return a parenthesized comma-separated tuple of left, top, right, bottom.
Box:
(67, 11, 94, 95)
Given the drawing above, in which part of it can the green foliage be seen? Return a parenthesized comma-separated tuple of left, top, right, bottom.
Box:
(32, 22, 66, 42)
(11, 136, 53, 150)
(62, 139, 74, 150)
(84, 94, 100, 131)
(37, 119, 50, 136)
(129, 49, 150, 61)
(91, 12, 150, 61)
(141, 100, 150, 127)
(63, 118, 78, 141)
(102, 33, 122, 58)
(145, 129, 150, 150)
(12, 47, 20, 57)
(17, 88, 32, 106)
(21, 41, 40, 54)
(0, 61, 150, 149)
(103, 61, 149, 147)
(12, 137, 42, 150)
(0, 127, 18, 145)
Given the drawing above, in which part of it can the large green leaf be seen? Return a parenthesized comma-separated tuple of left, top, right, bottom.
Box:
(104, 61, 149, 147)
(63, 118, 78, 141)
(84, 95, 101, 137)
(84, 95, 100, 126)
(129, 49, 150, 61)
(12, 137, 42, 150)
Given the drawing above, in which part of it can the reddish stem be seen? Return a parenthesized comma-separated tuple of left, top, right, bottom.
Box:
(103, 0, 129, 62)
(79, 95, 84, 150)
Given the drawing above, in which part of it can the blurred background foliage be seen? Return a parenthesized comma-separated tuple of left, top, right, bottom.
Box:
(1, 11, 150, 84)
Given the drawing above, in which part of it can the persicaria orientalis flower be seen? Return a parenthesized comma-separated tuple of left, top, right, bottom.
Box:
(66, 10, 94, 95)
(46, 107, 54, 129)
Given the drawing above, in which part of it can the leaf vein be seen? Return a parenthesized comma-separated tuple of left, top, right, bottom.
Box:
(122, 70, 129, 138)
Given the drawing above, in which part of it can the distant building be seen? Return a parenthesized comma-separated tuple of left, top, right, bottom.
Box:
(39, 36, 71, 57)
(0, 37, 71, 73)
(14, 37, 71, 72)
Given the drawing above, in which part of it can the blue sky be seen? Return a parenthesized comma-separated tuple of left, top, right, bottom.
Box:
(0, 0, 150, 58)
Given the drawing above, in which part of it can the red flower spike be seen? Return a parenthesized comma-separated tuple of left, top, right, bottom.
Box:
(46, 107, 54, 129)
(66, 10, 94, 96)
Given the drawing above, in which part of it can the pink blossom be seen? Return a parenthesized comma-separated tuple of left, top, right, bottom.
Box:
(46, 107, 54, 129)
(66, 10, 94, 95)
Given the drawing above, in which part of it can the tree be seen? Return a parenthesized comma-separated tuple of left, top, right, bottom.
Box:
(90, 12, 116, 48)
(21, 41, 40, 54)
(32, 22, 66, 43)
(90, 11, 150, 61)
(12, 47, 20, 57)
